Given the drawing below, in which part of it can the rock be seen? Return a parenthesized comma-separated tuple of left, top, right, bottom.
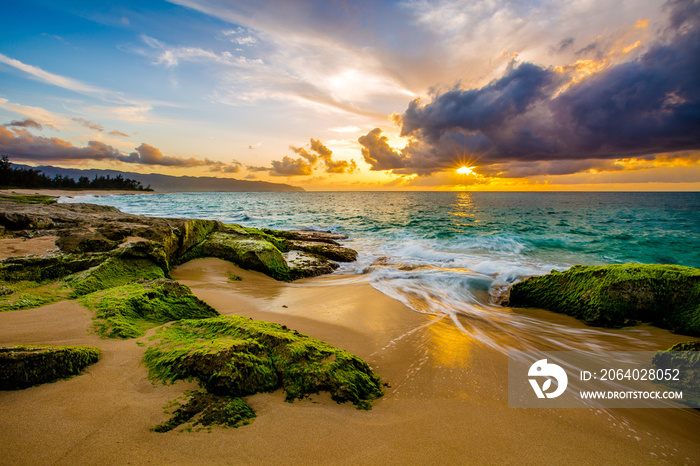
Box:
(652, 341, 700, 407)
(506, 264, 700, 335)
(0, 345, 100, 390)
(144, 316, 384, 410)
(264, 229, 348, 245)
(186, 232, 291, 281)
(289, 240, 357, 262)
(79, 279, 219, 338)
(153, 391, 255, 432)
(284, 250, 339, 279)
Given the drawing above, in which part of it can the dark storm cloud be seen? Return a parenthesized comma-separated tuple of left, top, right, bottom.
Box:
(359, 0, 700, 177)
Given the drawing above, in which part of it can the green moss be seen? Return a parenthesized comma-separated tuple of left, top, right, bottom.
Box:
(221, 224, 291, 253)
(68, 256, 165, 296)
(652, 341, 700, 407)
(184, 232, 291, 281)
(154, 390, 256, 432)
(0, 194, 57, 205)
(507, 264, 700, 335)
(0, 253, 107, 283)
(143, 316, 384, 412)
(0, 279, 72, 312)
(80, 279, 219, 339)
(0, 345, 100, 390)
(227, 273, 242, 282)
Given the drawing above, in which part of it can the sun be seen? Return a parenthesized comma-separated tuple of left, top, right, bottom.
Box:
(456, 166, 474, 175)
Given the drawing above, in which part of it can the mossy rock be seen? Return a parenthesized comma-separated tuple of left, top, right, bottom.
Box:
(80, 279, 219, 339)
(0, 253, 107, 283)
(184, 232, 291, 281)
(0, 279, 72, 312)
(0, 345, 100, 390)
(144, 316, 384, 411)
(154, 391, 255, 432)
(651, 341, 700, 407)
(507, 264, 700, 335)
(68, 255, 165, 296)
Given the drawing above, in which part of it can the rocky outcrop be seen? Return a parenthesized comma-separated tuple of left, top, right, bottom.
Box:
(144, 316, 385, 412)
(506, 264, 700, 335)
(0, 345, 100, 390)
(0, 198, 359, 313)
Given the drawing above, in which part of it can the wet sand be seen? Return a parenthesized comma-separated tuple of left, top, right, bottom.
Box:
(1, 257, 699, 464)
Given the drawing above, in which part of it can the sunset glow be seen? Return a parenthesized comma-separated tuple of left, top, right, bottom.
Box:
(0, 0, 698, 191)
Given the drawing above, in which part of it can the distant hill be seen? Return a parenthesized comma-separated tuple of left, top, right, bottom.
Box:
(11, 164, 304, 192)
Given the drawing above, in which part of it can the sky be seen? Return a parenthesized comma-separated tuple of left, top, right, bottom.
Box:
(0, 0, 699, 191)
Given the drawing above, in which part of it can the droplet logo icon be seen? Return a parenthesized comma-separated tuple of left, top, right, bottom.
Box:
(528, 359, 568, 399)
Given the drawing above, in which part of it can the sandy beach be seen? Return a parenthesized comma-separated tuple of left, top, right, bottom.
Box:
(1, 256, 698, 465)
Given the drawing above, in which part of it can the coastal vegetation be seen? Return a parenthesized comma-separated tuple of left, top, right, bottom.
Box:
(0, 345, 100, 390)
(0, 155, 152, 191)
(507, 264, 700, 335)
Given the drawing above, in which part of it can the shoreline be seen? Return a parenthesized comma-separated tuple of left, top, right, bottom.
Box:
(0, 198, 698, 463)
(0, 188, 160, 198)
(1, 258, 698, 463)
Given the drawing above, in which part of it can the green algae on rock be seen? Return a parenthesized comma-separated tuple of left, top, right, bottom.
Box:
(507, 264, 700, 335)
(0, 345, 100, 390)
(651, 341, 700, 407)
(80, 279, 219, 339)
(143, 316, 384, 414)
(154, 390, 256, 432)
(183, 232, 292, 281)
(0, 194, 57, 205)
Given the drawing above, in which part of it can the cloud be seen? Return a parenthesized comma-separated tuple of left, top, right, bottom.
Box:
(0, 125, 235, 169)
(71, 117, 105, 132)
(208, 160, 243, 173)
(269, 155, 314, 176)
(358, 128, 407, 170)
(310, 138, 358, 174)
(108, 130, 130, 137)
(0, 126, 122, 162)
(267, 138, 358, 176)
(359, 0, 700, 177)
(4, 119, 43, 130)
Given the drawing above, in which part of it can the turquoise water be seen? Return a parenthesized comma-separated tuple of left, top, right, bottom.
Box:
(62, 191, 700, 348)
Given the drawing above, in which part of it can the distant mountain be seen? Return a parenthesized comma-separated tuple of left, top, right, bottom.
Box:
(12, 164, 304, 192)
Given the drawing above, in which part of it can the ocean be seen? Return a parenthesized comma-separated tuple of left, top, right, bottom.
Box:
(61, 191, 700, 350)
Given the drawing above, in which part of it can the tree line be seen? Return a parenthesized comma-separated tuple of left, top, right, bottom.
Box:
(0, 155, 152, 191)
